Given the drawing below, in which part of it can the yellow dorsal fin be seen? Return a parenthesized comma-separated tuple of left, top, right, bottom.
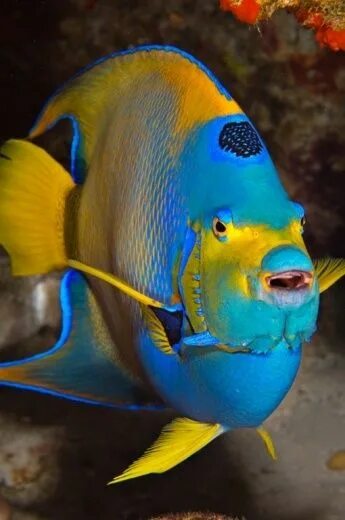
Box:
(0, 140, 74, 275)
(109, 418, 223, 484)
(29, 59, 115, 164)
(314, 258, 345, 293)
(29, 48, 240, 168)
(140, 305, 175, 355)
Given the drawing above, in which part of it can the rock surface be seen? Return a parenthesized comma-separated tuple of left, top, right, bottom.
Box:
(0, 1, 344, 519)
(150, 514, 238, 519)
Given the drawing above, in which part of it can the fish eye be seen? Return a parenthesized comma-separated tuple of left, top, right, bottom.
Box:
(213, 217, 227, 238)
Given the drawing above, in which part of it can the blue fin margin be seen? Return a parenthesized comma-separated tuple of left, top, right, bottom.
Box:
(29, 45, 233, 184)
(0, 270, 163, 411)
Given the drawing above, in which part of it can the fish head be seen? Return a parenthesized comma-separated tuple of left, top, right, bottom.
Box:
(179, 114, 319, 353)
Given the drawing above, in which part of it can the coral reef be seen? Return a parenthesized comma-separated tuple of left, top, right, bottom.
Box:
(220, 0, 345, 50)
(151, 514, 237, 520)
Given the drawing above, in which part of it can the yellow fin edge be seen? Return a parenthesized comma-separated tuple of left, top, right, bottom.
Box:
(314, 258, 345, 293)
(68, 259, 166, 308)
(256, 426, 277, 461)
(140, 305, 175, 355)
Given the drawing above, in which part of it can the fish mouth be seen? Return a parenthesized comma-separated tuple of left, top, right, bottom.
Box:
(150, 306, 184, 347)
(265, 270, 313, 291)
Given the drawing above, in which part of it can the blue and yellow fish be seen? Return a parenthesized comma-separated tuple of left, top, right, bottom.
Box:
(0, 46, 344, 483)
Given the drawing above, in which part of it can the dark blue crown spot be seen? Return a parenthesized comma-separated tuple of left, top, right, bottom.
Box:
(219, 121, 263, 158)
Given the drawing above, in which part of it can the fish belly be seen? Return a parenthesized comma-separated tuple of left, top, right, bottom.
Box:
(139, 336, 302, 428)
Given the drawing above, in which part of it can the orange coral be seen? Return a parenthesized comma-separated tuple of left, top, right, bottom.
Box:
(296, 9, 345, 51)
(317, 28, 345, 52)
(220, 0, 345, 51)
(220, 0, 261, 24)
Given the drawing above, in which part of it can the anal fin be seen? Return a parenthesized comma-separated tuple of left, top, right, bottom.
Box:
(0, 270, 161, 410)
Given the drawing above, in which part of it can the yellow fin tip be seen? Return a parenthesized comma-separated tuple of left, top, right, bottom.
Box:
(256, 426, 277, 461)
(68, 259, 165, 309)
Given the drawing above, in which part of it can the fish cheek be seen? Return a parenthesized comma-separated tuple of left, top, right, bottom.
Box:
(201, 263, 243, 343)
(203, 269, 286, 346)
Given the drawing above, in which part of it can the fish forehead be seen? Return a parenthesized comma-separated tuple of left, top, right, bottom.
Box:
(180, 115, 295, 228)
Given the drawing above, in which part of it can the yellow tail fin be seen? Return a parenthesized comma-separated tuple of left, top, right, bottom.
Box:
(0, 139, 75, 275)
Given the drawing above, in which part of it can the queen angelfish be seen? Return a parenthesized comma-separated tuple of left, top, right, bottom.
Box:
(0, 46, 344, 484)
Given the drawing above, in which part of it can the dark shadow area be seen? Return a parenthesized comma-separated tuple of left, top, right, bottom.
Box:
(0, 389, 255, 520)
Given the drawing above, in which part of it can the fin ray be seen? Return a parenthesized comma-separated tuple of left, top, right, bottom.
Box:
(68, 259, 169, 309)
(141, 306, 175, 355)
(314, 258, 345, 293)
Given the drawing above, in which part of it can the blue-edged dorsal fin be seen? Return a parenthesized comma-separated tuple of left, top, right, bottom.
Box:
(28, 46, 240, 183)
(29, 49, 165, 183)
(0, 270, 162, 410)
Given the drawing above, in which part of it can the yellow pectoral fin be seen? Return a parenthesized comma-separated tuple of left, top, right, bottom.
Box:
(314, 258, 345, 293)
(68, 259, 166, 309)
(109, 418, 223, 484)
(141, 305, 175, 355)
(68, 261, 180, 356)
(256, 426, 277, 460)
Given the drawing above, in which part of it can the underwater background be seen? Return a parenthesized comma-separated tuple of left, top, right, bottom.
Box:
(0, 0, 344, 519)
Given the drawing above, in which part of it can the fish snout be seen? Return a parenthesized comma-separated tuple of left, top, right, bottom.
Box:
(260, 246, 314, 303)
